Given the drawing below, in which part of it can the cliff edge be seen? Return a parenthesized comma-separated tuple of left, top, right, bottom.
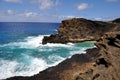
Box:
(42, 18, 120, 44)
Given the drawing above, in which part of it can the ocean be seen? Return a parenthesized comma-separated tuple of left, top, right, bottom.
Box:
(0, 22, 95, 79)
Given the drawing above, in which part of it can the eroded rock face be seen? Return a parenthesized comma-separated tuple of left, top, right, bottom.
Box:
(74, 31, 120, 80)
(6, 32, 120, 80)
(42, 18, 120, 44)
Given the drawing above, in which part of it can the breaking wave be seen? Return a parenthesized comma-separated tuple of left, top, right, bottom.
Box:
(0, 35, 95, 79)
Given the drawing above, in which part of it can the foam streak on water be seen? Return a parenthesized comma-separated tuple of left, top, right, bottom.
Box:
(0, 35, 95, 79)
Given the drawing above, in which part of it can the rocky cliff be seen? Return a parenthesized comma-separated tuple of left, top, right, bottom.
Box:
(42, 18, 120, 44)
(6, 31, 120, 80)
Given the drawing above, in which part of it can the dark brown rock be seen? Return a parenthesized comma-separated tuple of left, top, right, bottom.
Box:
(42, 18, 120, 44)
(42, 34, 68, 44)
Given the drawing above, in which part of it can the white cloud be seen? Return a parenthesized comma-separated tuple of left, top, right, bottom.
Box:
(106, 0, 118, 2)
(0, 10, 78, 22)
(4, 0, 22, 3)
(0, 10, 59, 22)
(94, 16, 118, 21)
(25, 12, 33, 17)
(7, 10, 14, 15)
(59, 15, 77, 19)
(24, 12, 38, 17)
(39, 0, 53, 10)
(31, 0, 59, 10)
(94, 18, 102, 21)
(77, 3, 89, 10)
(0, 9, 79, 22)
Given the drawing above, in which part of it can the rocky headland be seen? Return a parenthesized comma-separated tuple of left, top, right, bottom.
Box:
(42, 18, 120, 44)
(6, 18, 120, 80)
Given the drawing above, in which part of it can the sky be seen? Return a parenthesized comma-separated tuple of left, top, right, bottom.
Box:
(0, 0, 120, 22)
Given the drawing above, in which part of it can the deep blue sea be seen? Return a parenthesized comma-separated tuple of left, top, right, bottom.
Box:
(0, 22, 95, 79)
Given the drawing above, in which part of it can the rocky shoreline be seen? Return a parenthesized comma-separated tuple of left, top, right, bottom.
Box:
(6, 18, 120, 80)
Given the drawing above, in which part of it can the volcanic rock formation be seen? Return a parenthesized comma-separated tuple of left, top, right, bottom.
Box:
(42, 18, 120, 44)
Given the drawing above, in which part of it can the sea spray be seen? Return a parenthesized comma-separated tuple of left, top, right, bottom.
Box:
(0, 22, 95, 79)
(0, 35, 95, 79)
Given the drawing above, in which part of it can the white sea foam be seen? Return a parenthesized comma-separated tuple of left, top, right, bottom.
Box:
(43, 43, 73, 47)
(0, 53, 66, 80)
(0, 59, 18, 79)
(48, 54, 65, 63)
(0, 35, 74, 49)
(69, 48, 86, 55)
(0, 35, 45, 48)
(53, 29, 58, 32)
(0, 57, 48, 79)
(0, 35, 95, 79)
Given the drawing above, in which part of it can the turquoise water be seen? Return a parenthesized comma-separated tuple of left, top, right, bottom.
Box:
(0, 22, 95, 79)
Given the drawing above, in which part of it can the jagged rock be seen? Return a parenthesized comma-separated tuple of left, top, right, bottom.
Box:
(42, 34, 68, 44)
(42, 18, 120, 44)
(6, 32, 120, 80)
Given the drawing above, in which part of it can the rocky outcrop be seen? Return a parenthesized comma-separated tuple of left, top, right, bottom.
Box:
(42, 18, 120, 44)
(111, 18, 120, 24)
(6, 31, 120, 80)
